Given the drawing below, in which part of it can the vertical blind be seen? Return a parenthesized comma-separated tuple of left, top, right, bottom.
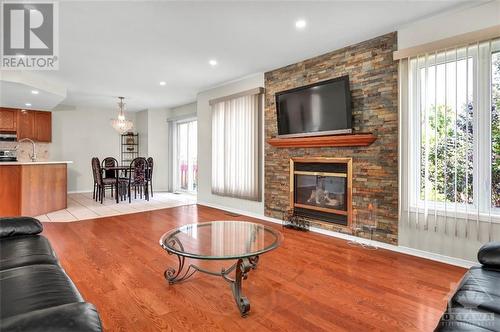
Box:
(400, 38, 500, 249)
(211, 91, 262, 201)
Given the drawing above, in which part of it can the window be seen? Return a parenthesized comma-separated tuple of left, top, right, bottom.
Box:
(211, 89, 262, 201)
(406, 39, 500, 215)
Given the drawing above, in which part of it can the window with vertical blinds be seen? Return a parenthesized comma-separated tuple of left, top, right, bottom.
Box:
(211, 90, 262, 201)
(400, 38, 500, 242)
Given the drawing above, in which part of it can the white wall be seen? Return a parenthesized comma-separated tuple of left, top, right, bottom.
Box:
(135, 110, 149, 157)
(168, 102, 197, 120)
(132, 108, 171, 191)
(146, 108, 170, 191)
(398, 1, 500, 50)
(52, 106, 169, 193)
(121, 105, 195, 192)
(196, 73, 265, 215)
(51, 106, 136, 192)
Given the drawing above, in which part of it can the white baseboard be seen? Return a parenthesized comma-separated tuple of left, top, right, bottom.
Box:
(68, 190, 92, 194)
(197, 201, 476, 269)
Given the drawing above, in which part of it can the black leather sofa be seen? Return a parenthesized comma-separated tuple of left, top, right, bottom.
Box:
(436, 242, 500, 331)
(0, 217, 102, 332)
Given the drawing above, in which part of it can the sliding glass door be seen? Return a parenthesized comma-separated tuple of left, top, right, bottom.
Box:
(175, 120, 197, 193)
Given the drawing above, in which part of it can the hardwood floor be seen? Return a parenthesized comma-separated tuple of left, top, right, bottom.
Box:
(42, 205, 466, 331)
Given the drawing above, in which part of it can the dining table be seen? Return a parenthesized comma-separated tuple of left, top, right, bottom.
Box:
(101, 164, 152, 203)
(103, 165, 130, 172)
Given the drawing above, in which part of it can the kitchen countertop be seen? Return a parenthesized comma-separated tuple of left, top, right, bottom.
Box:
(0, 161, 73, 165)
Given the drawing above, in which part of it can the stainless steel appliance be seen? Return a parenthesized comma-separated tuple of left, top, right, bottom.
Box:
(0, 148, 17, 162)
(0, 133, 17, 142)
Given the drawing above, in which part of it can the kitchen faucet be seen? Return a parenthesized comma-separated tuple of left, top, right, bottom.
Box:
(17, 138, 37, 162)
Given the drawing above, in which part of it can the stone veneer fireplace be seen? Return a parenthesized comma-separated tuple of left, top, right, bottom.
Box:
(264, 32, 399, 245)
(290, 158, 352, 227)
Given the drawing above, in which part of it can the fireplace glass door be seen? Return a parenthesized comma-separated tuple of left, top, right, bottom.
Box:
(290, 159, 352, 226)
(294, 173, 347, 213)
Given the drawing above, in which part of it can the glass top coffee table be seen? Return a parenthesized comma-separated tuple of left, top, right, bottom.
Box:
(159, 221, 283, 316)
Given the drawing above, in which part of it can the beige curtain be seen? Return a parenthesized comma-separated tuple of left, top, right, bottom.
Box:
(211, 92, 261, 201)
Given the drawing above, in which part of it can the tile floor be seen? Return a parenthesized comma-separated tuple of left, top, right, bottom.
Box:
(36, 192, 197, 222)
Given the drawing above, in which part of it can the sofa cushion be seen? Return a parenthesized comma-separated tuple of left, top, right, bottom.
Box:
(0, 217, 43, 238)
(478, 242, 500, 268)
(0, 302, 102, 332)
(450, 267, 500, 315)
(0, 264, 83, 319)
(0, 235, 58, 271)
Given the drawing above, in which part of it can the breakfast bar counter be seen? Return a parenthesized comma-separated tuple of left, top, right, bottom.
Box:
(0, 161, 72, 217)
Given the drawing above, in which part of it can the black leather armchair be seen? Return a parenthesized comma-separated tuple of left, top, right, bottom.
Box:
(0, 217, 102, 332)
(435, 242, 500, 331)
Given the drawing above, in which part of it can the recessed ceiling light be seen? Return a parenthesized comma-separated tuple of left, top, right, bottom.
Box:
(295, 19, 307, 30)
(25, 103, 32, 107)
(209, 59, 218, 67)
(159, 81, 166, 86)
(31, 90, 39, 94)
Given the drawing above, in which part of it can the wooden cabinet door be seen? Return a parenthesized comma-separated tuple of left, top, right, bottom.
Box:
(0, 108, 17, 131)
(0, 166, 21, 216)
(34, 111, 52, 142)
(17, 110, 35, 140)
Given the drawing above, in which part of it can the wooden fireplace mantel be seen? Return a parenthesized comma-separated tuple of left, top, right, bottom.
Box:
(267, 133, 377, 148)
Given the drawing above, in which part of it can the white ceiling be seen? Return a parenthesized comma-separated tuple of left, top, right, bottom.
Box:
(0, 81, 65, 110)
(2, 1, 475, 111)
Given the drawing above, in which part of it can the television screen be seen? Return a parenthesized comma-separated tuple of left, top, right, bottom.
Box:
(275, 76, 352, 137)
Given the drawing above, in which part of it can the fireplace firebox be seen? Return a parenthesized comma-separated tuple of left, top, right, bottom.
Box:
(290, 158, 352, 226)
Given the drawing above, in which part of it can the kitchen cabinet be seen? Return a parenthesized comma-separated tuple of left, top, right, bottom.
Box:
(34, 111, 52, 142)
(0, 108, 17, 131)
(0, 162, 69, 216)
(11, 109, 52, 142)
(17, 110, 35, 140)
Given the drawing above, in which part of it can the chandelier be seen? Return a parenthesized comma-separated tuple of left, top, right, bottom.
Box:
(110, 97, 133, 134)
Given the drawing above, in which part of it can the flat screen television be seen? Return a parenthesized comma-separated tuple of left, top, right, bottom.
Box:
(275, 76, 352, 138)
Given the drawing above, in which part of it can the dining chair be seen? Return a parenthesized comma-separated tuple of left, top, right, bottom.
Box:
(146, 157, 154, 198)
(91, 157, 100, 200)
(127, 157, 149, 203)
(102, 157, 119, 198)
(92, 157, 121, 204)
